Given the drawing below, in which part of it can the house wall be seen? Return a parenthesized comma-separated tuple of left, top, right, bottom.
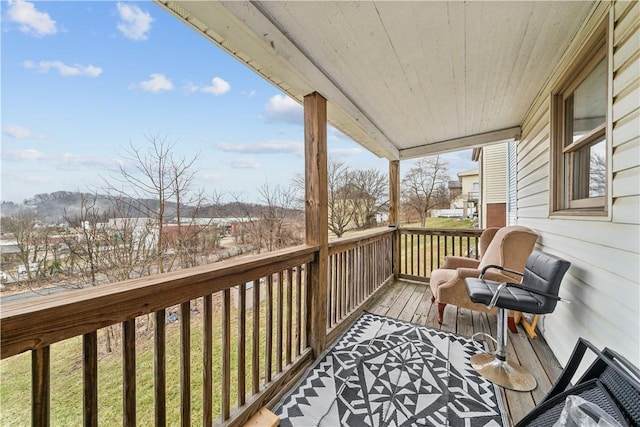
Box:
(458, 170, 479, 218)
(481, 143, 507, 227)
(517, 1, 639, 365)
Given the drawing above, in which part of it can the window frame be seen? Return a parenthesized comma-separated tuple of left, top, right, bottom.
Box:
(550, 20, 610, 217)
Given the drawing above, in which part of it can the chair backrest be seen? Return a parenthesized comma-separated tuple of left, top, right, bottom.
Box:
(478, 227, 499, 258)
(521, 250, 571, 313)
(478, 225, 538, 278)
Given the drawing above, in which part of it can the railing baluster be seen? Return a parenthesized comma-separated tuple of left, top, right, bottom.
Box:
(155, 309, 166, 427)
(222, 289, 231, 421)
(123, 319, 136, 427)
(265, 275, 273, 383)
(403, 233, 407, 275)
(443, 235, 447, 267)
(32, 347, 50, 427)
(276, 271, 284, 373)
(341, 252, 347, 318)
(203, 297, 212, 426)
(295, 268, 302, 357)
(83, 332, 98, 427)
(286, 268, 293, 366)
(422, 234, 427, 277)
(180, 302, 191, 427)
(417, 233, 421, 277)
(305, 263, 312, 349)
(238, 283, 246, 406)
(430, 234, 435, 273)
(252, 279, 261, 395)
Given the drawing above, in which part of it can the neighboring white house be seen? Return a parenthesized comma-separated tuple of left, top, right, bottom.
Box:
(456, 168, 479, 220)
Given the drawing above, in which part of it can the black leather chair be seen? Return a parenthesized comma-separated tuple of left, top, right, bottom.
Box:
(464, 250, 571, 391)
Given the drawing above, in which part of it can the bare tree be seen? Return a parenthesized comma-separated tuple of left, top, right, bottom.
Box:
(61, 192, 109, 288)
(2, 209, 49, 289)
(401, 155, 452, 227)
(327, 160, 356, 238)
(231, 182, 302, 253)
(350, 168, 388, 229)
(105, 132, 208, 273)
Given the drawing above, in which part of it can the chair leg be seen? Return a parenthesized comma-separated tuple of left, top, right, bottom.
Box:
(470, 308, 537, 391)
(437, 302, 446, 324)
(508, 315, 518, 334)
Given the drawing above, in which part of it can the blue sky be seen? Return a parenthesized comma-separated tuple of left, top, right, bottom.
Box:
(1, 1, 477, 204)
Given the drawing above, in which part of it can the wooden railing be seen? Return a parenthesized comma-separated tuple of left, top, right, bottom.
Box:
(1, 245, 318, 427)
(398, 227, 484, 282)
(0, 226, 477, 426)
(326, 229, 394, 343)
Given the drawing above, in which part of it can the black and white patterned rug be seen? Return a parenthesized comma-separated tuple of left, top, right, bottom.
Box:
(274, 312, 508, 427)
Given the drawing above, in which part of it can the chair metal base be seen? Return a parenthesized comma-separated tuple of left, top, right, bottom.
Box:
(471, 353, 537, 391)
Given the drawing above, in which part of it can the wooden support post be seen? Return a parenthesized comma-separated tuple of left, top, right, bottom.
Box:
(304, 92, 328, 358)
(389, 160, 400, 279)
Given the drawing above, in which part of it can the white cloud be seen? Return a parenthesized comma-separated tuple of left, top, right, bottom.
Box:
(116, 3, 153, 41)
(135, 73, 174, 92)
(184, 82, 199, 93)
(216, 140, 303, 155)
(264, 94, 303, 125)
(184, 77, 231, 95)
(3, 124, 34, 139)
(202, 77, 231, 95)
(3, 149, 45, 161)
(227, 158, 261, 169)
(7, 0, 57, 37)
(23, 60, 102, 77)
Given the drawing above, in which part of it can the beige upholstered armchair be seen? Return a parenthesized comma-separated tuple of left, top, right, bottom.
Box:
(429, 225, 538, 325)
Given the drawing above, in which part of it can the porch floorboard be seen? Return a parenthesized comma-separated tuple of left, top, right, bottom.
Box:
(368, 279, 564, 426)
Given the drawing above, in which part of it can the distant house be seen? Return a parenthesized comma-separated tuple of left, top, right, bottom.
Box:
(456, 168, 480, 219)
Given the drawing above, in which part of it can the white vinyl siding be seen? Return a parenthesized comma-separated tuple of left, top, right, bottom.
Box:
(482, 143, 507, 204)
(507, 141, 517, 225)
(517, 1, 639, 366)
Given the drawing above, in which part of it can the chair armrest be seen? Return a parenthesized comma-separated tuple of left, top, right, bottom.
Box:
(441, 256, 480, 270)
(482, 281, 567, 310)
(480, 264, 525, 279)
(504, 283, 568, 303)
(545, 338, 603, 400)
(455, 267, 482, 279)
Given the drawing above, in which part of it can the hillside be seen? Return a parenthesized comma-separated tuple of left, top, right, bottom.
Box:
(0, 191, 302, 225)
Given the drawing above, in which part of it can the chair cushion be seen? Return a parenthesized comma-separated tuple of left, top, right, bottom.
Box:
(465, 277, 551, 314)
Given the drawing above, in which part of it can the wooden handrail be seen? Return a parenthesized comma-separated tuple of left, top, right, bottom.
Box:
(398, 227, 483, 282)
(1, 244, 318, 360)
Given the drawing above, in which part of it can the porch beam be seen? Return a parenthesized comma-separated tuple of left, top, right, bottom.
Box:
(399, 126, 521, 159)
(304, 92, 328, 357)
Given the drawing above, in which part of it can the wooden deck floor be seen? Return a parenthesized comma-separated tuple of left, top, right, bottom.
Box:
(367, 279, 565, 426)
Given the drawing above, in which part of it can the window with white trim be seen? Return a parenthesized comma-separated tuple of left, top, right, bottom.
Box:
(552, 25, 608, 215)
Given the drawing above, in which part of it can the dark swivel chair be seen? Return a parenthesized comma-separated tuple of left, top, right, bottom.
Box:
(464, 250, 571, 391)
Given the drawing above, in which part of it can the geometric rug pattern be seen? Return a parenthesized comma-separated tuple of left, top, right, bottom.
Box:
(274, 312, 508, 427)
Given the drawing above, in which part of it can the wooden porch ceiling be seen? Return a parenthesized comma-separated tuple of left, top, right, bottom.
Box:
(156, 1, 595, 160)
